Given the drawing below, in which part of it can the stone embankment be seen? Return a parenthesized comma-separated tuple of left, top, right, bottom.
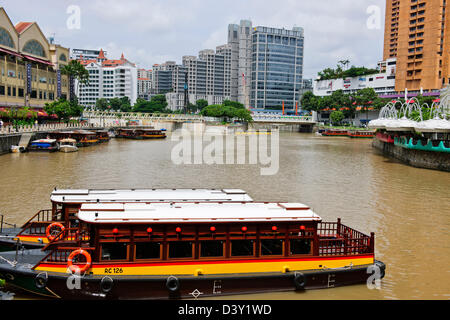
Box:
(372, 138, 450, 172)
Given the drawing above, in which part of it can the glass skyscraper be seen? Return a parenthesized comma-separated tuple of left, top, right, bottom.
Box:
(228, 21, 304, 112)
(250, 26, 304, 111)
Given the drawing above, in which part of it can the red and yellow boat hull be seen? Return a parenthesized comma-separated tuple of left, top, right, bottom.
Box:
(35, 254, 374, 276)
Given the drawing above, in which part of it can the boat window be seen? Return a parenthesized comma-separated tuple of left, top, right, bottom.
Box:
(168, 241, 194, 259)
(231, 240, 255, 256)
(135, 242, 161, 260)
(200, 240, 225, 258)
(101, 243, 128, 261)
(290, 239, 311, 255)
(260, 239, 283, 256)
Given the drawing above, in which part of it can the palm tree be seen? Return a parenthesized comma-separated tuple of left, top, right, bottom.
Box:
(61, 60, 90, 101)
(338, 59, 350, 71)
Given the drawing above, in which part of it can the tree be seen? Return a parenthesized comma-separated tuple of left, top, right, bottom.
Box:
(96, 98, 109, 111)
(200, 101, 253, 123)
(61, 60, 90, 87)
(44, 98, 84, 122)
(223, 100, 245, 109)
(133, 95, 168, 113)
(300, 91, 320, 111)
(196, 99, 208, 111)
(330, 111, 345, 125)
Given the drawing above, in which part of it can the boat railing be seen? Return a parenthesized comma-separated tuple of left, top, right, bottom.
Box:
(17, 209, 62, 236)
(318, 220, 374, 256)
(42, 228, 90, 250)
(0, 214, 17, 233)
(33, 246, 95, 269)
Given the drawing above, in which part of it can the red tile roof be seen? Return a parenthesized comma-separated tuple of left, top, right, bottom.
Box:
(15, 22, 33, 34)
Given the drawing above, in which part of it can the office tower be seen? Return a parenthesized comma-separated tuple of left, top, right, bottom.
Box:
(228, 20, 305, 111)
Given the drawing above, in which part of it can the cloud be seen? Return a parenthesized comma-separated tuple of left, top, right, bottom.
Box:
(3, 0, 386, 78)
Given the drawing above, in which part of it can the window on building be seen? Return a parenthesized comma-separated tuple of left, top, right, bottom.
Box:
(23, 40, 46, 58)
(0, 27, 14, 48)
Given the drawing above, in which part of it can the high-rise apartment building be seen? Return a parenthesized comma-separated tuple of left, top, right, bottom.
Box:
(384, 0, 450, 94)
(137, 68, 152, 98)
(77, 49, 138, 107)
(228, 20, 305, 111)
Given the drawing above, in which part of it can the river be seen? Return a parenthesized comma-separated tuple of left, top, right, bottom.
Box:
(0, 132, 448, 300)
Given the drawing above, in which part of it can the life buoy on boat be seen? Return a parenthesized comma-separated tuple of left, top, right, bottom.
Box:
(166, 276, 180, 292)
(293, 272, 306, 290)
(67, 249, 92, 274)
(46, 222, 65, 241)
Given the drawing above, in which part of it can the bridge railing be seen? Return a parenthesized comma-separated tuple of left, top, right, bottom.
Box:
(251, 115, 314, 123)
(0, 122, 98, 135)
(83, 111, 207, 122)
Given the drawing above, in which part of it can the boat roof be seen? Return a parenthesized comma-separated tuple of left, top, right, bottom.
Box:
(50, 188, 253, 203)
(60, 138, 77, 143)
(32, 139, 56, 143)
(77, 202, 321, 224)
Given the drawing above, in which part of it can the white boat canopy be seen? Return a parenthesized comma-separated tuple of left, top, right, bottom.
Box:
(77, 202, 322, 224)
(50, 188, 254, 203)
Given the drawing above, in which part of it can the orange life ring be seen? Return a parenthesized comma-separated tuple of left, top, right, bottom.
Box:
(67, 249, 92, 274)
(46, 222, 65, 241)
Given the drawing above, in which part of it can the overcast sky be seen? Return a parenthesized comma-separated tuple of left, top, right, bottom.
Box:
(4, 0, 386, 78)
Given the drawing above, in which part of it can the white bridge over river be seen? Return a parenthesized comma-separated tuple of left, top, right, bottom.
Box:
(83, 111, 316, 125)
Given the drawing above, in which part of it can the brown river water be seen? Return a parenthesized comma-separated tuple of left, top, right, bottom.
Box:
(0, 132, 448, 300)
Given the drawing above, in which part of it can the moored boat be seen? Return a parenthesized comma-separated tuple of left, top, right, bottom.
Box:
(137, 129, 167, 139)
(0, 189, 253, 251)
(347, 130, 374, 139)
(96, 130, 111, 143)
(322, 129, 348, 136)
(115, 128, 138, 139)
(0, 201, 385, 300)
(58, 139, 78, 153)
(27, 139, 58, 152)
(72, 131, 99, 147)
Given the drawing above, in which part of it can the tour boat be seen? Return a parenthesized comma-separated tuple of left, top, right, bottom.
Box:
(137, 129, 167, 139)
(0, 189, 253, 251)
(321, 129, 348, 137)
(115, 128, 138, 139)
(28, 139, 58, 152)
(72, 131, 99, 147)
(96, 130, 111, 143)
(0, 202, 385, 299)
(347, 130, 374, 139)
(58, 139, 78, 153)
